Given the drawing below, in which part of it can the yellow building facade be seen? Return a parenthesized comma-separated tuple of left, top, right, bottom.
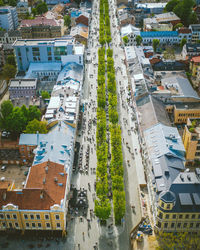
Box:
(173, 104, 200, 124)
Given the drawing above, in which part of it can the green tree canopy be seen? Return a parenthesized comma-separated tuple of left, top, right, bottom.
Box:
(153, 39, 160, 52)
(27, 105, 41, 122)
(164, 0, 179, 12)
(180, 38, 187, 48)
(0, 100, 13, 131)
(2, 64, 16, 81)
(36, 1, 48, 15)
(8, 0, 17, 6)
(173, 22, 183, 30)
(123, 36, 129, 45)
(25, 119, 47, 134)
(41, 91, 50, 99)
(136, 35, 142, 46)
(6, 54, 16, 67)
(64, 15, 71, 27)
(95, 198, 111, 221)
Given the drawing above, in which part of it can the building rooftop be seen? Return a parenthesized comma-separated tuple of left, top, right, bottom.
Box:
(191, 56, 200, 63)
(121, 24, 140, 37)
(0, 161, 67, 210)
(136, 2, 167, 9)
(14, 37, 74, 47)
(141, 31, 178, 38)
(20, 16, 58, 27)
(144, 123, 185, 160)
(161, 76, 199, 99)
(9, 78, 37, 88)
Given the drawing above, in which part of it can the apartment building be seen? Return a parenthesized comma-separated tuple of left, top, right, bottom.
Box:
(182, 118, 200, 163)
(141, 31, 179, 45)
(13, 37, 84, 71)
(20, 17, 63, 39)
(0, 6, 18, 31)
(173, 103, 200, 124)
(9, 79, 37, 99)
(0, 161, 68, 234)
(144, 123, 200, 232)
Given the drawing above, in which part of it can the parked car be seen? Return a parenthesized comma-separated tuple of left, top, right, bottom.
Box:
(1, 166, 6, 171)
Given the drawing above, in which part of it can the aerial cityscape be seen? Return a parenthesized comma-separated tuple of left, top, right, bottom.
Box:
(0, 0, 200, 249)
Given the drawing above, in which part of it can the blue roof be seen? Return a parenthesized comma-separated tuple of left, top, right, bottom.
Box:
(70, 11, 82, 18)
(141, 31, 178, 38)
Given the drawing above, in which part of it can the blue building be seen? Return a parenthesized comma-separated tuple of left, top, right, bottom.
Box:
(135, 2, 167, 15)
(13, 37, 84, 71)
(0, 6, 18, 31)
(141, 31, 179, 45)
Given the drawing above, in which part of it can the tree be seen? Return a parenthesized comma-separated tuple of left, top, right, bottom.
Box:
(25, 119, 47, 134)
(8, 107, 26, 136)
(8, 0, 17, 6)
(36, 1, 48, 15)
(95, 198, 111, 221)
(6, 55, 16, 67)
(153, 39, 160, 53)
(173, 22, 183, 30)
(164, 0, 179, 12)
(41, 91, 50, 99)
(157, 232, 200, 249)
(64, 15, 71, 28)
(27, 105, 41, 122)
(123, 36, 129, 46)
(113, 190, 126, 225)
(0, 100, 13, 132)
(180, 38, 187, 48)
(163, 47, 175, 60)
(136, 35, 142, 46)
(2, 64, 16, 81)
(32, 8, 37, 17)
(0, 0, 4, 6)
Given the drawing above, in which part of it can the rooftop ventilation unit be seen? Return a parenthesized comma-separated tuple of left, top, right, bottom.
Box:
(180, 174, 184, 182)
(54, 177, 58, 183)
(43, 178, 46, 184)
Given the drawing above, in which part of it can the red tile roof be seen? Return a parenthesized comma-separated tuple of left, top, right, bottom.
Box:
(178, 28, 191, 34)
(191, 56, 200, 63)
(0, 161, 67, 210)
(21, 17, 58, 27)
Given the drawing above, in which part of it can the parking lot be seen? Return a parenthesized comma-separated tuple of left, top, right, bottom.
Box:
(0, 164, 29, 189)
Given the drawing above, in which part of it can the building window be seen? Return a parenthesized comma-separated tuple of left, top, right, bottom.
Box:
(13, 214, 17, 219)
(166, 204, 170, 209)
(196, 223, 200, 228)
(190, 223, 194, 228)
(30, 214, 34, 220)
(185, 214, 189, 219)
(179, 214, 183, 219)
(2, 222, 6, 228)
(26, 223, 29, 228)
(32, 223, 36, 228)
(183, 223, 187, 228)
(24, 214, 28, 219)
(46, 223, 50, 228)
(192, 214, 196, 219)
(38, 223, 42, 228)
(171, 223, 175, 228)
(158, 213, 163, 219)
(56, 223, 61, 228)
(172, 214, 176, 219)
(8, 222, 12, 228)
(177, 223, 181, 228)
(36, 214, 40, 220)
(164, 223, 168, 228)
(55, 215, 60, 220)
(157, 221, 161, 228)
(45, 214, 49, 220)
(15, 222, 19, 228)
(165, 214, 169, 219)
(161, 202, 164, 208)
(6, 214, 10, 219)
(0, 214, 4, 219)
